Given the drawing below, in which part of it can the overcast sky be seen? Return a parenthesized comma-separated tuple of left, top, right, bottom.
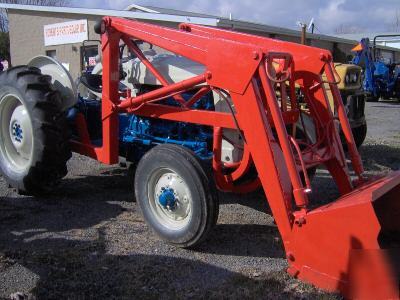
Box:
(70, 0, 400, 34)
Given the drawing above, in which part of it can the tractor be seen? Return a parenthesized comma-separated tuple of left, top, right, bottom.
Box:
(81, 41, 367, 149)
(352, 36, 400, 101)
(0, 18, 399, 298)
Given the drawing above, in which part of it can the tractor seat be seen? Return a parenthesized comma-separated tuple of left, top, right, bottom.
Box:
(80, 73, 102, 94)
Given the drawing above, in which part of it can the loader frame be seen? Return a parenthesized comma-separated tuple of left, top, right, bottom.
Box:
(70, 17, 400, 297)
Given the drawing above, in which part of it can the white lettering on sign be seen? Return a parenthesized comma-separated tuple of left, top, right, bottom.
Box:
(44, 19, 88, 46)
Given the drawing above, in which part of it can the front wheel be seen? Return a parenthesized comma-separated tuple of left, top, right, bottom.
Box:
(135, 144, 219, 248)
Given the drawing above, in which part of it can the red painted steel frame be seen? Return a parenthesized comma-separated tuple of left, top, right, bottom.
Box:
(71, 17, 400, 298)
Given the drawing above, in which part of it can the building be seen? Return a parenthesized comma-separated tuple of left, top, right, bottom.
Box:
(1, 3, 400, 80)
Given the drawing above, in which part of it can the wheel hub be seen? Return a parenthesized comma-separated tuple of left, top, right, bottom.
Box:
(12, 122, 23, 143)
(149, 169, 192, 230)
(8, 105, 32, 160)
(158, 188, 177, 210)
(0, 94, 34, 171)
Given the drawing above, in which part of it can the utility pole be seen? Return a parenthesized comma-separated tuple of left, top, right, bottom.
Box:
(301, 23, 307, 45)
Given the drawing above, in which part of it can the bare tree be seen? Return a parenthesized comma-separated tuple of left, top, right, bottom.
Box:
(0, 0, 69, 32)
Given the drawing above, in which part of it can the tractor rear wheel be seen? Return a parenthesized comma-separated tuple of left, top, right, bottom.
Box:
(0, 66, 71, 194)
(135, 144, 219, 248)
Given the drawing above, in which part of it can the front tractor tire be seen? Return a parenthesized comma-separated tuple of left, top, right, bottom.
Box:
(352, 123, 367, 148)
(365, 93, 380, 102)
(0, 66, 71, 194)
(135, 144, 219, 248)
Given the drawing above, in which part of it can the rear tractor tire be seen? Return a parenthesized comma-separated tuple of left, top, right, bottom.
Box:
(0, 66, 71, 195)
(135, 144, 219, 248)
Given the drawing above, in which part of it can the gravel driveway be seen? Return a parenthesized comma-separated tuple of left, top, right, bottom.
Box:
(0, 100, 399, 299)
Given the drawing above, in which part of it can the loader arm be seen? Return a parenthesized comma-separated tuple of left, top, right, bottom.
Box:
(71, 17, 400, 298)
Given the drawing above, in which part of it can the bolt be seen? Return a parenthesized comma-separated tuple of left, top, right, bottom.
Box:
(179, 24, 191, 32)
(252, 51, 260, 60)
(287, 252, 295, 262)
(295, 217, 306, 227)
(320, 53, 332, 62)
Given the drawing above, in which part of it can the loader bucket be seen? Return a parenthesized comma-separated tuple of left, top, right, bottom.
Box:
(287, 172, 400, 298)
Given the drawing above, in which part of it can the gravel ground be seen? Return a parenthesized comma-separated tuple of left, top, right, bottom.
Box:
(0, 100, 399, 299)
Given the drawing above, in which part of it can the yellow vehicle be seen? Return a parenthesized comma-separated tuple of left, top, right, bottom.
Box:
(328, 63, 367, 147)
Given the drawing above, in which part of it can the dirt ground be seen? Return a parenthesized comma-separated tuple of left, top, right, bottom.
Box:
(0, 100, 399, 299)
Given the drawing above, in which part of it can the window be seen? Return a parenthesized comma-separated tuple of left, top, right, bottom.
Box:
(81, 45, 99, 71)
(46, 50, 57, 59)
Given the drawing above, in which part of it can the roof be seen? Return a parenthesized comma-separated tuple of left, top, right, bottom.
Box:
(335, 33, 400, 49)
(336, 32, 400, 42)
(125, 4, 388, 47)
(1, 3, 399, 53)
(126, 4, 218, 19)
(0, 3, 219, 26)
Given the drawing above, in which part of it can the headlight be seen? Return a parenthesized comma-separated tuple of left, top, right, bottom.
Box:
(351, 73, 358, 83)
(345, 74, 350, 84)
(344, 72, 358, 84)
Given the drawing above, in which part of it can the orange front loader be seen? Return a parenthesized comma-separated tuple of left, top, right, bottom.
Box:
(72, 17, 400, 297)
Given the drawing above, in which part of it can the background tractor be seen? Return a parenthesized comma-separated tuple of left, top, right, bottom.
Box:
(325, 63, 367, 147)
(0, 18, 399, 298)
(352, 36, 400, 101)
(295, 62, 367, 148)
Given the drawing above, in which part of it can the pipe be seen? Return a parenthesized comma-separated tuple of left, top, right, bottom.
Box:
(118, 73, 207, 110)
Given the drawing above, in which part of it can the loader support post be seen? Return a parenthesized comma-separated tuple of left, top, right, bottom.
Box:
(258, 63, 309, 209)
(99, 28, 120, 164)
(325, 61, 364, 179)
(231, 82, 293, 241)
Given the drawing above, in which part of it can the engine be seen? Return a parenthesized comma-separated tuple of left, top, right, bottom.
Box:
(70, 89, 215, 163)
(119, 90, 214, 162)
(71, 51, 244, 164)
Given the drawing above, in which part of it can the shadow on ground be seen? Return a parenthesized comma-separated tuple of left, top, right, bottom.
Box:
(0, 192, 336, 299)
(218, 189, 271, 214)
(360, 144, 400, 171)
(196, 224, 285, 258)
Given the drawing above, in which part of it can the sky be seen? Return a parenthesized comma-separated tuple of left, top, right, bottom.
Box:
(69, 0, 400, 34)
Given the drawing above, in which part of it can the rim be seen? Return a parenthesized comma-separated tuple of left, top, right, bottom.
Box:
(147, 167, 192, 230)
(0, 93, 33, 171)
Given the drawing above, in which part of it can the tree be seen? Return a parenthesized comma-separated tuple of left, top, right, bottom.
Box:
(1, 0, 69, 32)
(0, 31, 9, 61)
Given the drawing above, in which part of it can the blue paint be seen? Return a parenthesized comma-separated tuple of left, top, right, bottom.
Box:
(352, 38, 400, 99)
(12, 123, 23, 142)
(158, 188, 176, 209)
(70, 89, 214, 162)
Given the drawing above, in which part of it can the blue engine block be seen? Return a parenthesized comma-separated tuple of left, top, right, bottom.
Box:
(70, 90, 215, 162)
